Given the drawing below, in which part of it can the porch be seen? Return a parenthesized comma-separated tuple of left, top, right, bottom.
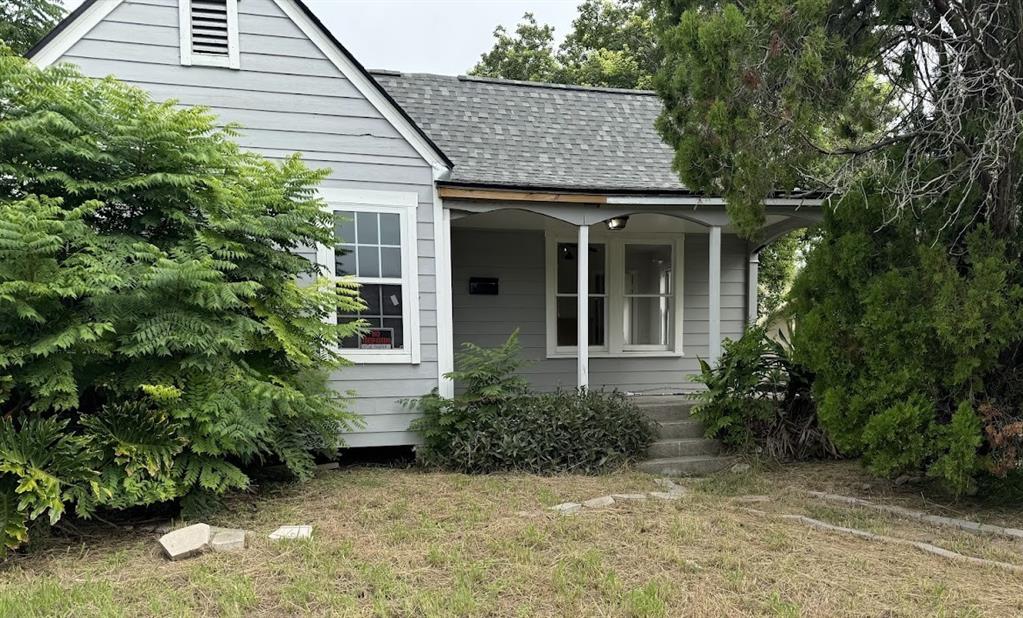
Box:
(433, 193, 821, 398)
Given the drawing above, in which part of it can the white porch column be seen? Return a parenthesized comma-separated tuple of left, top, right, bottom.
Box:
(436, 208, 455, 398)
(708, 225, 722, 364)
(576, 224, 589, 390)
(747, 251, 759, 326)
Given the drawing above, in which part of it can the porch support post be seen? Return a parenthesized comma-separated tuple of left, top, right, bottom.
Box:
(436, 208, 455, 398)
(576, 224, 589, 390)
(747, 251, 759, 327)
(709, 225, 722, 365)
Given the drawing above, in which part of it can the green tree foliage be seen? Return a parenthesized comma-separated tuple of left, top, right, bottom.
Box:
(653, 0, 1023, 491)
(1, 0, 64, 55)
(471, 0, 658, 89)
(790, 198, 1023, 493)
(409, 333, 655, 473)
(0, 52, 364, 551)
(692, 325, 834, 460)
(756, 230, 803, 320)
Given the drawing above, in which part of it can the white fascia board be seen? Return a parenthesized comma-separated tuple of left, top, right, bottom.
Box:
(29, 0, 126, 68)
(605, 196, 826, 207)
(271, 0, 450, 173)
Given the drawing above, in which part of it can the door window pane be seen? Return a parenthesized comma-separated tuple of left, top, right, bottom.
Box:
(556, 242, 605, 294)
(556, 296, 605, 347)
(624, 244, 673, 347)
(624, 296, 672, 346)
(624, 244, 672, 294)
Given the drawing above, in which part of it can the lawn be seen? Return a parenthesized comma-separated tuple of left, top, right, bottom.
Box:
(2, 461, 1022, 617)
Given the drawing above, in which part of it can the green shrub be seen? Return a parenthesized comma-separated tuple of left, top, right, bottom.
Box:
(692, 325, 834, 461)
(0, 52, 363, 552)
(790, 195, 1023, 494)
(409, 333, 655, 474)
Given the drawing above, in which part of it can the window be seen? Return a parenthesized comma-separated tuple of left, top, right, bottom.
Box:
(179, 0, 240, 69)
(546, 234, 683, 358)
(554, 242, 607, 349)
(623, 244, 673, 348)
(316, 189, 420, 364)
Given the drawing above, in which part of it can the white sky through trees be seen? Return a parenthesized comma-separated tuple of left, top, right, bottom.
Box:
(59, 0, 581, 75)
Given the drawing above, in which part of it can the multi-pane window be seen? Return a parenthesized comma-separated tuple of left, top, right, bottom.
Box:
(547, 235, 681, 357)
(623, 244, 673, 347)
(334, 210, 405, 351)
(555, 242, 606, 348)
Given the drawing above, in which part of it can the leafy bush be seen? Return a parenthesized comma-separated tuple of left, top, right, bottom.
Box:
(409, 333, 655, 473)
(692, 325, 834, 461)
(0, 52, 363, 552)
(790, 196, 1023, 494)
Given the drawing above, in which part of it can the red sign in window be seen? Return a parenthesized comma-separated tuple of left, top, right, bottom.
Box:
(360, 328, 394, 350)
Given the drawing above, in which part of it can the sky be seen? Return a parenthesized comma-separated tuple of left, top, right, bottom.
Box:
(61, 0, 582, 75)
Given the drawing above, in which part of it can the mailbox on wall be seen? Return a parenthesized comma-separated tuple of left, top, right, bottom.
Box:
(468, 277, 499, 295)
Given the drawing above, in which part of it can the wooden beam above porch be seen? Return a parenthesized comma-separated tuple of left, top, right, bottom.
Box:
(438, 186, 608, 205)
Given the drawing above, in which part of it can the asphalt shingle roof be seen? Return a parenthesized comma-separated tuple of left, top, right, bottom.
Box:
(372, 72, 688, 193)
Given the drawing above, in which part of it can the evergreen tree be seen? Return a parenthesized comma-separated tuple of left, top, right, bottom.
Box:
(0, 51, 363, 551)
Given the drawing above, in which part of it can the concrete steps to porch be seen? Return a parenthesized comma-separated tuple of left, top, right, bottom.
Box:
(633, 396, 735, 477)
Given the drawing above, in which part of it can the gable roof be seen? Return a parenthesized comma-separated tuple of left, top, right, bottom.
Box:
(25, 0, 452, 171)
(372, 72, 689, 194)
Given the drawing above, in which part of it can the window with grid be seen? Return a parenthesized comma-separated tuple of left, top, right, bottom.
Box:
(554, 242, 607, 348)
(333, 210, 405, 351)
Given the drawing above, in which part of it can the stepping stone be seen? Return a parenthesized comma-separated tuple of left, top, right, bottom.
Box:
(269, 525, 312, 541)
(649, 491, 682, 501)
(583, 496, 615, 508)
(733, 495, 770, 504)
(549, 502, 581, 515)
(210, 527, 247, 552)
(612, 493, 648, 501)
(159, 523, 211, 561)
(315, 462, 340, 472)
(730, 463, 751, 473)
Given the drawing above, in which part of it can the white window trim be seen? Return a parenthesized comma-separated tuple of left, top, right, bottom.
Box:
(316, 188, 421, 365)
(179, 0, 241, 69)
(545, 231, 685, 359)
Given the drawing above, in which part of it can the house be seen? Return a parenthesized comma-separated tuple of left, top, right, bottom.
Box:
(27, 0, 820, 452)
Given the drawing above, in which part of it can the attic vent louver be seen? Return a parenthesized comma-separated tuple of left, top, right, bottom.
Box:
(190, 0, 229, 56)
(179, 0, 239, 68)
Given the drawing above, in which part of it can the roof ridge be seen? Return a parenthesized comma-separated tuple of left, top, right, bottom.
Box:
(369, 70, 659, 96)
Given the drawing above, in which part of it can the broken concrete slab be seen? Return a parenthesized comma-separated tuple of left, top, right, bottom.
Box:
(268, 525, 312, 541)
(210, 528, 247, 553)
(159, 523, 211, 561)
(549, 502, 582, 515)
(612, 493, 648, 501)
(649, 491, 682, 501)
(315, 462, 340, 472)
(582, 496, 615, 509)
(730, 463, 752, 473)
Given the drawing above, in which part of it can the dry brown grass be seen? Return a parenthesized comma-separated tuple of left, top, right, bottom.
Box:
(2, 460, 1022, 617)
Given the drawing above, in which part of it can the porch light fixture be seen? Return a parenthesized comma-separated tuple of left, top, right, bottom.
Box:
(605, 216, 630, 231)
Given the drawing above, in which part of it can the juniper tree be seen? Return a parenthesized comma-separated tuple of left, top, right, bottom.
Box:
(0, 51, 363, 551)
(652, 0, 1023, 492)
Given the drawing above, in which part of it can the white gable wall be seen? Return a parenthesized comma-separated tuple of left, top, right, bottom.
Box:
(49, 0, 441, 446)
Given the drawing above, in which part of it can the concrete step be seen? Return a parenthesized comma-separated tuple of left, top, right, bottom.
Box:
(647, 438, 721, 459)
(636, 455, 736, 477)
(656, 420, 706, 440)
(637, 401, 697, 422)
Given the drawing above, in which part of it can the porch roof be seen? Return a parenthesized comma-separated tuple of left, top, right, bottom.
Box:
(371, 71, 688, 194)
